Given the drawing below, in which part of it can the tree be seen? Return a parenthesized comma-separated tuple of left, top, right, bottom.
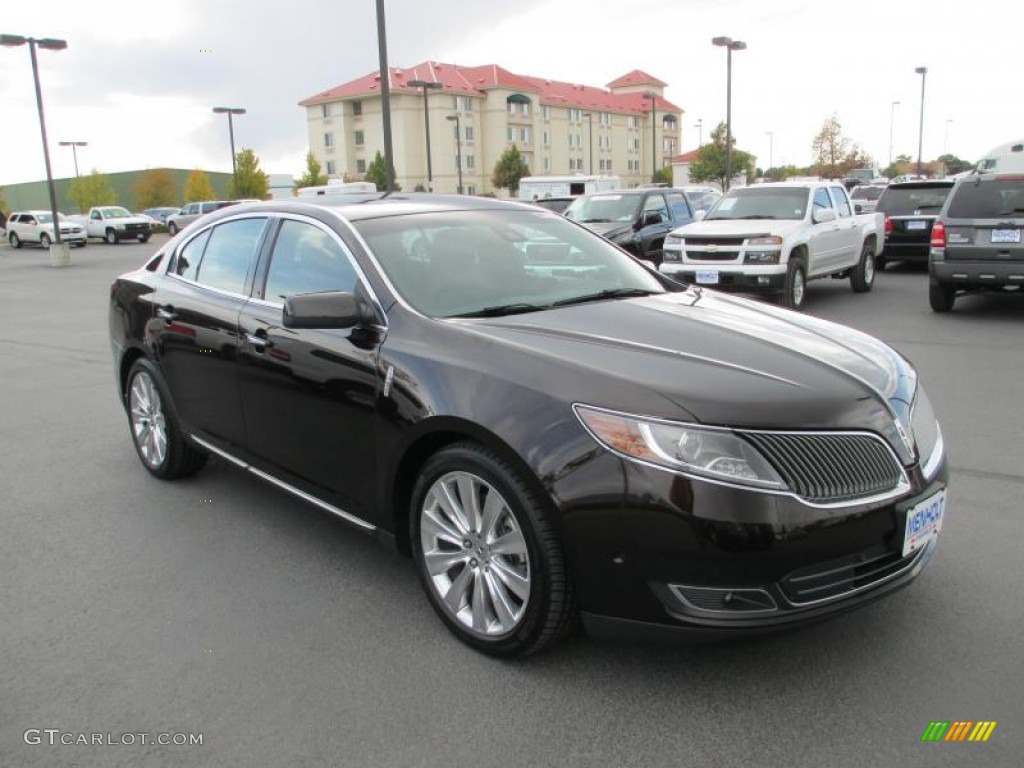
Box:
(937, 154, 973, 175)
(364, 151, 401, 191)
(133, 169, 178, 209)
(183, 168, 215, 203)
(492, 145, 530, 196)
(294, 152, 327, 190)
(688, 122, 753, 190)
(0, 186, 8, 215)
(653, 166, 673, 185)
(227, 148, 269, 199)
(68, 169, 117, 212)
(810, 115, 874, 179)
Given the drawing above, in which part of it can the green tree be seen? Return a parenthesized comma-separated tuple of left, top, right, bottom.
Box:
(133, 169, 178, 209)
(227, 148, 269, 199)
(811, 115, 850, 178)
(68, 169, 117, 212)
(653, 166, 673, 185)
(294, 152, 327, 190)
(183, 168, 215, 202)
(688, 122, 753, 190)
(364, 151, 400, 191)
(492, 145, 530, 196)
(937, 154, 973, 175)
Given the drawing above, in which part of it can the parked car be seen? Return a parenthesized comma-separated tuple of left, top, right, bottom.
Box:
(6, 210, 87, 248)
(876, 179, 955, 269)
(166, 200, 241, 235)
(142, 207, 180, 224)
(84, 206, 153, 244)
(928, 172, 1024, 311)
(109, 194, 947, 656)
(659, 182, 884, 309)
(563, 187, 695, 265)
(680, 185, 721, 216)
(850, 183, 887, 214)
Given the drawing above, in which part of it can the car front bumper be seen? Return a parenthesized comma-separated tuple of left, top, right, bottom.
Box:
(659, 265, 786, 293)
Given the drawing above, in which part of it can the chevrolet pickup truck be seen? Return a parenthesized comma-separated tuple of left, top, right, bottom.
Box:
(659, 181, 884, 309)
(84, 206, 152, 244)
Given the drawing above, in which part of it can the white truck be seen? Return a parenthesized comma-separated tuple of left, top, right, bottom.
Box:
(659, 181, 884, 310)
(84, 206, 153, 244)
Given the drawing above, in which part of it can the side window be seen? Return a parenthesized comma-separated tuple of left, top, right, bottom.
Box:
(666, 192, 691, 220)
(263, 220, 358, 302)
(641, 193, 669, 224)
(187, 204, 200, 215)
(829, 186, 852, 217)
(194, 218, 267, 294)
(8, 214, 20, 223)
(24, 215, 37, 225)
(813, 188, 832, 214)
(91, 210, 101, 220)
(172, 229, 212, 281)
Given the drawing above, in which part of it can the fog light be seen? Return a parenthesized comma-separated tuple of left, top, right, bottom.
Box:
(757, 276, 770, 285)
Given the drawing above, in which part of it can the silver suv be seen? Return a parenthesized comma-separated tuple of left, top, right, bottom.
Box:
(7, 210, 87, 248)
(166, 200, 242, 235)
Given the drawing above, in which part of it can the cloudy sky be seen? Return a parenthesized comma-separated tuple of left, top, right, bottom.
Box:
(2, 0, 1022, 186)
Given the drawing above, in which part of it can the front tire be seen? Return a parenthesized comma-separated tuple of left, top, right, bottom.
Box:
(929, 281, 955, 312)
(139, 234, 151, 243)
(9, 232, 22, 249)
(411, 443, 575, 657)
(39, 233, 52, 249)
(781, 257, 807, 310)
(168, 222, 179, 236)
(125, 359, 208, 479)
(850, 242, 875, 293)
(105, 229, 119, 245)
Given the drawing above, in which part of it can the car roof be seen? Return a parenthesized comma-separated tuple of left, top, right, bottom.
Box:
(885, 179, 955, 189)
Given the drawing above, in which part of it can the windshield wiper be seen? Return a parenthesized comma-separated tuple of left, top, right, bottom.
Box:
(452, 303, 547, 318)
(580, 218, 613, 223)
(735, 214, 776, 219)
(551, 288, 658, 307)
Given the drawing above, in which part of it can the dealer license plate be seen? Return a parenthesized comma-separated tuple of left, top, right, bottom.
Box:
(902, 488, 946, 557)
(906, 220, 928, 230)
(991, 228, 1021, 244)
(695, 270, 719, 285)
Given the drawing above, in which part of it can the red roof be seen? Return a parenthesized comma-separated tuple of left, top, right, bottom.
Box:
(299, 62, 682, 115)
(673, 149, 701, 163)
(605, 70, 668, 89)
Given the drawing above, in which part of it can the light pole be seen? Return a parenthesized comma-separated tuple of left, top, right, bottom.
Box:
(446, 114, 463, 194)
(944, 118, 953, 156)
(408, 79, 442, 191)
(888, 100, 900, 167)
(1, 33, 67, 251)
(212, 106, 245, 192)
(581, 112, 593, 175)
(695, 118, 703, 147)
(644, 91, 658, 182)
(915, 66, 927, 177)
(59, 140, 87, 177)
(765, 131, 774, 177)
(712, 36, 746, 191)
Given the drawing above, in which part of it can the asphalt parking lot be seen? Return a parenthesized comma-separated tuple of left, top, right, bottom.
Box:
(1, 236, 1021, 767)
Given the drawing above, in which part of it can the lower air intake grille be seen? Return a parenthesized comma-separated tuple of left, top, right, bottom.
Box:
(781, 547, 920, 605)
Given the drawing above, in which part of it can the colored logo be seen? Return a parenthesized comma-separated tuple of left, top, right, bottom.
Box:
(921, 721, 997, 742)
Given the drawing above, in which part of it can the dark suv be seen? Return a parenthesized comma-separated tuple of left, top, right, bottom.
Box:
(929, 173, 1024, 312)
(563, 188, 694, 265)
(876, 180, 955, 269)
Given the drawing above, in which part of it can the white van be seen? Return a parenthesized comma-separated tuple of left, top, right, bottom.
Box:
(977, 140, 1024, 173)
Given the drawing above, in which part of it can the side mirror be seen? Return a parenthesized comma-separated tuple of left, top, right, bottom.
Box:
(639, 211, 662, 228)
(283, 290, 372, 329)
(812, 207, 837, 224)
(854, 203, 864, 214)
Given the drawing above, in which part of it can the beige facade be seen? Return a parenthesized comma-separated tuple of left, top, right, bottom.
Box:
(302, 67, 683, 196)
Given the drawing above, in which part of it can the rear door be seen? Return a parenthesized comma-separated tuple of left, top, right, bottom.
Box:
(828, 185, 861, 267)
(944, 177, 1024, 262)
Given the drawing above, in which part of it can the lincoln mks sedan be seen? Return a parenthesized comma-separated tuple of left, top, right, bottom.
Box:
(108, 194, 947, 656)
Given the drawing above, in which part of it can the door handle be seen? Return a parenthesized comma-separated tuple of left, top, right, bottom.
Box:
(156, 305, 175, 322)
(246, 332, 273, 351)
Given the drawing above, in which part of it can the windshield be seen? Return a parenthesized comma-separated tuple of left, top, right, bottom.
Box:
(947, 178, 1024, 218)
(877, 185, 952, 215)
(564, 193, 641, 223)
(101, 207, 133, 219)
(705, 187, 808, 220)
(353, 209, 667, 318)
(851, 186, 884, 201)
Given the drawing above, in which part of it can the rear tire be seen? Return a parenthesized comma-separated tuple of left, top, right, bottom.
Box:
(929, 281, 955, 312)
(875, 253, 888, 271)
(139, 234, 151, 243)
(781, 257, 807, 310)
(850, 242, 875, 293)
(39, 233, 51, 249)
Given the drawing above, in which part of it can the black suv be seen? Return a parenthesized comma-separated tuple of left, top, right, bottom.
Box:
(876, 180, 955, 269)
(563, 188, 694, 265)
(929, 173, 1024, 312)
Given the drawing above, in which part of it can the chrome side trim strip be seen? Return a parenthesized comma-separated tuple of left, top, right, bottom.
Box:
(189, 434, 376, 532)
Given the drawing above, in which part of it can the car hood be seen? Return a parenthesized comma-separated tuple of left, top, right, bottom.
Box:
(671, 219, 805, 238)
(452, 289, 916, 459)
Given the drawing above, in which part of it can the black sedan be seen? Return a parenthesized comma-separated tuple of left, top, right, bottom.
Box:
(109, 195, 947, 657)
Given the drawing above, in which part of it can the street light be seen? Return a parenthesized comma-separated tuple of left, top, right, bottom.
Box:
(944, 118, 953, 155)
(644, 91, 658, 182)
(446, 114, 463, 194)
(765, 131, 774, 176)
(1, 33, 68, 252)
(695, 118, 703, 147)
(581, 112, 593, 175)
(58, 140, 87, 177)
(914, 66, 927, 177)
(888, 100, 900, 167)
(212, 106, 246, 192)
(712, 35, 746, 191)
(408, 79, 442, 191)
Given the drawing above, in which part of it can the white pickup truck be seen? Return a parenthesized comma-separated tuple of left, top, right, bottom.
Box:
(659, 181, 884, 309)
(84, 206, 153, 244)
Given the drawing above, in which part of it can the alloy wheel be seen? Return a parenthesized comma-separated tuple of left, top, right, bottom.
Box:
(129, 370, 168, 468)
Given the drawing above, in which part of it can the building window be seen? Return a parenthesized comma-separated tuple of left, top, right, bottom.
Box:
(465, 126, 474, 142)
(465, 155, 475, 170)
(542, 105, 550, 121)
(600, 112, 611, 126)
(663, 138, 676, 154)
(354, 130, 364, 146)
(520, 127, 531, 144)
(326, 160, 336, 176)
(356, 159, 366, 173)
(352, 101, 362, 116)
(521, 102, 530, 116)
(543, 156, 550, 171)
(543, 131, 549, 147)
(324, 133, 335, 149)
(628, 116, 638, 130)
(507, 127, 515, 142)
(454, 95, 472, 112)
(466, 185, 476, 195)
(568, 108, 582, 123)
(632, 137, 641, 151)
(321, 103, 331, 119)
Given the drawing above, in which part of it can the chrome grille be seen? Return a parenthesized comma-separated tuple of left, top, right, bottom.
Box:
(742, 431, 902, 502)
(683, 236, 747, 246)
(781, 546, 921, 605)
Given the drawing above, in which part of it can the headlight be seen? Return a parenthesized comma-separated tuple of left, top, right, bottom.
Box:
(747, 235, 783, 245)
(665, 234, 684, 248)
(575, 405, 786, 489)
(744, 251, 781, 264)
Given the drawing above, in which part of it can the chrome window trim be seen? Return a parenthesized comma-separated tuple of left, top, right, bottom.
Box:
(573, 402, 912, 510)
(165, 213, 271, 301)
(189, 435, 375, 532)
